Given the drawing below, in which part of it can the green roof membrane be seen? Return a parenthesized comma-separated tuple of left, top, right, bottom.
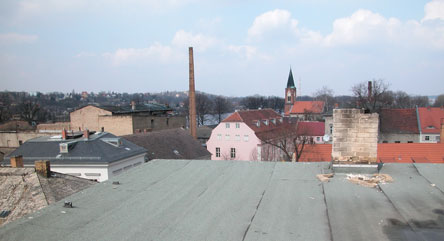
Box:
(1, 161, 444, 241)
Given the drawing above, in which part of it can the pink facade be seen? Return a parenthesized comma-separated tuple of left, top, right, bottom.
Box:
(207, 122, 261, 161)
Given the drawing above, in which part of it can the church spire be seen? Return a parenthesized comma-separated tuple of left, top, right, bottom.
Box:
(287, 68, 295, 88)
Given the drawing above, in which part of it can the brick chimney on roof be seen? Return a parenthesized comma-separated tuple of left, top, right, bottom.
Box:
(83, 129, 89, 139)
(62, 128, 67, 140)
(10, 155, 24, 168)
(189, 47, 197, 139)
(35, 160, 51, 178)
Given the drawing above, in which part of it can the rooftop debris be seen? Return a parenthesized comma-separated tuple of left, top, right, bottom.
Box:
(346, 173, 393, 188)
(316, 173, 334, 182)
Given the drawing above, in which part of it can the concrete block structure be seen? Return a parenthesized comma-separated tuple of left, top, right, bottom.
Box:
(332, 109, 379, 163)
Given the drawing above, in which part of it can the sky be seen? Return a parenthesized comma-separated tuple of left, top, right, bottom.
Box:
(0, 0, 443, 97)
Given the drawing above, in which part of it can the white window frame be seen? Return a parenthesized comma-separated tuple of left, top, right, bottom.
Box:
(225, 123, 230, 128)
(216, 147, 220, 157)
(217, 134, 222, 140)
(244, 135, 249, 142)
(225, 134, 230, 140)
(235, 123, 240, 128)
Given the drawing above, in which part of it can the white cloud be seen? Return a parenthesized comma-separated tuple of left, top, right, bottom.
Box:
(103, 43, 174, 66)
(0, 32, 38, 44)
(323, 9, 401, 46)
(423, 0, 444, 22)
(247, 9, 298, 40)
(172, 30, 219, 51)
(227, 45, 270, 60)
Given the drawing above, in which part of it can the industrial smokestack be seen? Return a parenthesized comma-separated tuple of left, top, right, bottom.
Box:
(368, 81, 372, 102)
(189, 47, 197, 139)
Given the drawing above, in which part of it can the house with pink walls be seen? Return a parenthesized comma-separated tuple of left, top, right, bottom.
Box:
(207, 109, 326, 161)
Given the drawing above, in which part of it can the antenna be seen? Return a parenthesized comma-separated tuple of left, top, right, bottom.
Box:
(298, 77, 301, 97)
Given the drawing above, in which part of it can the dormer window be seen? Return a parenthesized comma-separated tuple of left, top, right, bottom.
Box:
(255, 120, 260, 127)
(271, 118, 276, 124)
(426, 126, 435, 129)
(279, 118, 283, 123)
(263, 119, 269, 126)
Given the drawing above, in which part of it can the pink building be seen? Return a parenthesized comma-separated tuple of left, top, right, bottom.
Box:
(206, 109, 325, 161)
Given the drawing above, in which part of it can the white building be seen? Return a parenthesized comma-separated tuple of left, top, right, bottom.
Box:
(5, 130, 147, 182)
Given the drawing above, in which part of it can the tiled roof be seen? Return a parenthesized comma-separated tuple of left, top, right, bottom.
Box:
(123, 129, 210, 160)
(222, 109, 284, 134)
(378, 143, 444, 163)
(297, 122, 325, 136)
(298, 143, 444, 163)
(379, 109, 419, 134)
(418, 107, 444, 134)
(287, 101, 325, 115)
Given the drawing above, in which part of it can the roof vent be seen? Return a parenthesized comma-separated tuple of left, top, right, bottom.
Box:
(60, 143, 68, 153)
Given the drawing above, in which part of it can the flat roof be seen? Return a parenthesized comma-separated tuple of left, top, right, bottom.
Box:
(0, 160, 443, 240)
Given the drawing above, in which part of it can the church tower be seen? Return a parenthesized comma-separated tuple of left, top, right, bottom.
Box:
(284, 68, 297, 114)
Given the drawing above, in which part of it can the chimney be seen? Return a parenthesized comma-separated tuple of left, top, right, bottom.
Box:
(35, 160, 51, 178)
(83, 129, 89, 139)
(189, 47, 197, 139)
(334, 103, 339, 109)
(62, 128, 67, 140)
(10, 155, 24, 168)
(131, 101, 136, 111)
(368, 81, 372, 101)
(440, 118, 444, 143)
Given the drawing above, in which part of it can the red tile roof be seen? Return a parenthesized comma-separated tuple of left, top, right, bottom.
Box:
(297, 143, 444, 163)
(222, 109, 284, 136)
(379, 109, 419, 134)
(287, 101, 325, 115)
(297, 122, 325, 136)
(418, 107, 444, 134)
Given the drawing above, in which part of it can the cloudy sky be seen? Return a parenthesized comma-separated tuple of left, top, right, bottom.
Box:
(1, 0, 443, 97)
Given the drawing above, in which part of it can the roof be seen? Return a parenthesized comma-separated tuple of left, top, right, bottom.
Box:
(297, 122, 325, 136)
(122, 129, 210, 160)
(287, 101, 325, 115)
(223, 109, 282, 130)
(0, 167, 95, 227)
(1, 160, 444, 240)
(4, 132, 147, 165)
(379, 109, 419, 134)
(74, 103, 172, 115)
(417, 107, 444, 134)
(0, 120, 35, 132)
(286, 68, 295, 88)
(297, 143, 444, 163)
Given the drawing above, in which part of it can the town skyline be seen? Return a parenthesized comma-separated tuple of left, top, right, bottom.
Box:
(1, 0, 443, 96)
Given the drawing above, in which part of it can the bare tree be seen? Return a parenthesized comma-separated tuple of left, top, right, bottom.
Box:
(195, 93, 213, 126)
(213, 96, 232, 123)
(261, 120, 313, 162)
(351, 79, 390, 113)
(19, 100, 40, 124)
(314, 86, 335, 112)
(433, 94, 444, 107)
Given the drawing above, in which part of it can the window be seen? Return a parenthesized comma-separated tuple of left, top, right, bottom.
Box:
(263, 119, 269, 126)
(230, 148, 236, 158)
(287, 94, 291, 103)
(255, 121, 260, 127)
(316, 137, 320, 142)
(235, 123, 240, 128)
(330, 125, 333, 134)
(216, 147, 220, 157)
(382, 141, 388, 143)
(279, 118, 283, 123)
(425, 136, 430, 141)
(217, 134, 222, 140)
(395, 141, 400, 143)
(225, 123, 230, 128)
(408, 141, 413, 143)
(235, 135, 240, 141)
(436, 136, 440, 141)
(225, 134, 230, 140)
(244, 135, 249, 142)
(271, 119, 276, 124)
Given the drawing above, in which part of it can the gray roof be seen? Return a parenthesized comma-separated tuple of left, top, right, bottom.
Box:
(0, 168, 95, 227)
(4, 132, 147, 165)
(123, 129, 210, 160)
(75, 103, 172, 115)
(0, 160, 443, 240)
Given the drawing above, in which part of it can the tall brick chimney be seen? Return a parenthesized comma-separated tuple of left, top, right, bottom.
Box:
(368, 81, 372, 102)
(10, 155, 24, 168)
(189, 47, 197, 139)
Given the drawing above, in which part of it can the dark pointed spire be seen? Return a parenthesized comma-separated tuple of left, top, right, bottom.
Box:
(287, 68, 295, 88)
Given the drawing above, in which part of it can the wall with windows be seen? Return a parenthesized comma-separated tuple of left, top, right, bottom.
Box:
(378, 133, 420, 143)
(206, 122, 261, 161)
(420, 134, 440, 143)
